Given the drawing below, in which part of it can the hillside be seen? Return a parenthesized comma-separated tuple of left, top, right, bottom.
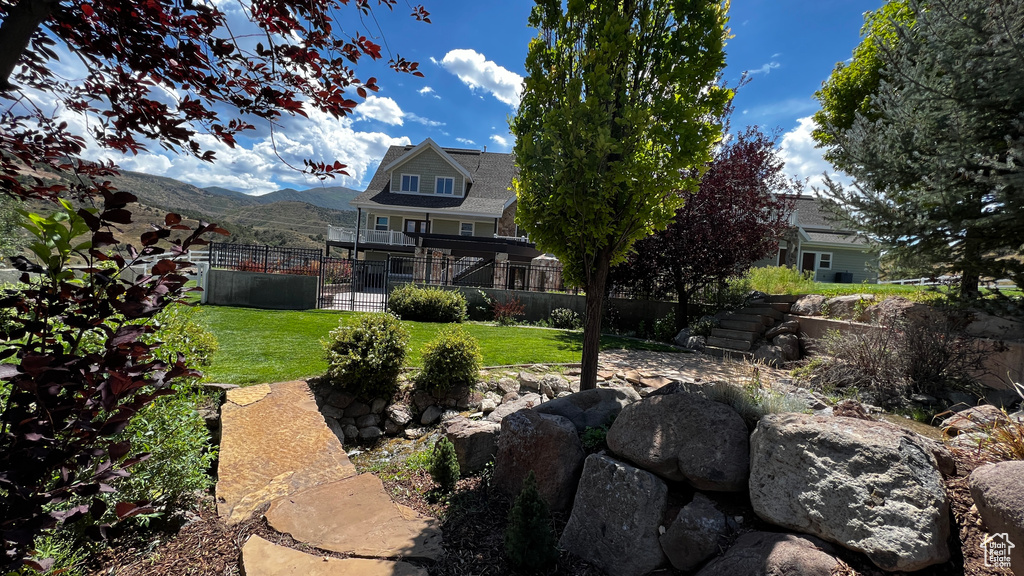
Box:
(251, 185, 361, 211)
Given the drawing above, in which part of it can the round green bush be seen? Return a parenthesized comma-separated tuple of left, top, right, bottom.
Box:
(417, 324, 481, 393)
(324, 312, 410, 399)
(549, 307, 582, 330)
(388, 284, 467, 323)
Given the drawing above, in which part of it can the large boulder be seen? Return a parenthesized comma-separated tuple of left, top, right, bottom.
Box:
(443, 417, 500, 474)
(965, 310, 1024, 341)
(659, 493, 729, 572)
(534, 387, 640, 433)
(606, 393, 749, 491)
(791, 294, 826, 316)
(765, 320, 800, 340)
(752, 344, 785, 368)
(864, 296, 942, 326)
(559, 454, 668, 576)
(492, 409, 584, 511)
(749, 414, 950, 572)
(970, 461, 1024, 576)
(823, 294, 875, 321)
(940, 404, 1012, 435)
(773, 333, 800, 361)
(695, 532, 840, 576)
(486, 392, 542, 423)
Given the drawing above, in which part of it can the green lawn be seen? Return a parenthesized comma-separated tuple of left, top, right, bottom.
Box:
(196, 305, 677, 385)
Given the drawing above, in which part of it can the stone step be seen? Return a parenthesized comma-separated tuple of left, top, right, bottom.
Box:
(738, 306, 784, 320)
(725, 313, 766, 324)
(768, 302, 793, 312)
(766, 294, 801, 303)
(710, 328, 759, 342)
(707, 336, 755, 351)
(242, 535, 428, 576)
(702, 345, 754, 361)
(720, 319, 766, 333)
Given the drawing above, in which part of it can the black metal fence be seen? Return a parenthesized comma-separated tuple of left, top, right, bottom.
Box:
(209, 242, 322, 276)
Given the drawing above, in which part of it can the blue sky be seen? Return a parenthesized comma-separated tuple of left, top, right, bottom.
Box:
(90, 1, 883, 195)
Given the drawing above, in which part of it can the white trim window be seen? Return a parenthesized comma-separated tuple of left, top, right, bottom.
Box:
(818, 252, 832, 270)
(460, 222, 474, 236)
(399, 174, 419, 193)
(374, 216, 389, 231)
(436, 176, 455, 195)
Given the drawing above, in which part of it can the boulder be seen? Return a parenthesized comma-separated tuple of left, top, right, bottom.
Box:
(606, 393, 749, 491)
(969, 461, 1024, 576)
(686, 335, 706, 351)
(773, 333, 801, 361)
(486, 392, 542, 423)
(358, 426, 382, 441)
(385, 404, 413, 426)
(443, 417, 501, 473)
(659, 493, 729, 572)
(355, 414, 380, 428)
(965, 310, 1024, 341)
(265, 473, 442, 560)
(673, 328, 691, 347)
(749, 414, 950, 572)
(411, 390, 435, 411)
(791, 294, 826, 316)
(517, 372, 541, 392)
(419, 405, 443, 425)
(496, 377, 519, 395)
(559, 454, 668, 576)
(823, 294, 875, 321)
(752, 344, 785, 368)
(480, 398, 497, 413)
(765, 320, 800, 340)
(493, 409, 585, 511)
(540, 374, 572, 396)
(344, 401, 370, 418)
(325, 390, 356, 410)
(864, 296, 941, 326)
(217, 381, 356, 524)
(370, 398, 387, 414)
(940, 404, 1011, 435)
(534, 387, 641, 433)
(695, 532, 840, 576)
(241, 535, 427, 576)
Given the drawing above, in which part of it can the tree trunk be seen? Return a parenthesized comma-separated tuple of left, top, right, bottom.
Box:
(0, 0, 56, 91)
(676, 290, 691, 332)
(580, 251, 612, 391)
(959, 227, 982, 301)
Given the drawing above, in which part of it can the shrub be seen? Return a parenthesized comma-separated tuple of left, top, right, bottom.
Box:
(417, 325, 482, 393)
(689, 315, 718, 338)
(388, 284, 467, 323)
(549, 308, 582, 330)
(428, 437, 460, 492)
(324, 312, 410, 400)
(741, 265, 816, 295)
(581, 426, 608, 451)
(653, 310, 677, 342)
(492, 296, 525, 326)
(981, 382, 1024, 461)
(809, 312, 986, 408)
(504, 471, 559, 570)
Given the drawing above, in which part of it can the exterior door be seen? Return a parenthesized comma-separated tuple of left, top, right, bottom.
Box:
(405, 219, 429, 234)
(801, 252, 816, 273)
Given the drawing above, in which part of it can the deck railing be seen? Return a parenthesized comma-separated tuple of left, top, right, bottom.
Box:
(327, 225, 415, 246)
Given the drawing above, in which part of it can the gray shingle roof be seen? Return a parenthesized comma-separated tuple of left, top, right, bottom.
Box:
(352, 144, 517, 217)
(804, 231, 868, 246)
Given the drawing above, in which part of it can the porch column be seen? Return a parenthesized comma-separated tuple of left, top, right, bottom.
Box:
(430, 250, 445, 285)
(492, 252, 509, 290)
(413, 247, 428, 284)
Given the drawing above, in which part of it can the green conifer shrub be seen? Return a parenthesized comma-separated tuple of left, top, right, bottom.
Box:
(428, 437, 460, 492)
(504, 471, 559, 570)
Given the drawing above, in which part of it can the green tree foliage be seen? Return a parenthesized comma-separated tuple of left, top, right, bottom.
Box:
(503, 471, 558, 570)
(511, 0, 731, 390)
(813, 0, 1024, 298)
(428, 437, 460, 493)
(0, 193, 23, 262)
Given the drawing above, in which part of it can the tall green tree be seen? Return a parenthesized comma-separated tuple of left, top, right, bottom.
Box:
(512, 0, 731, 390)
(812, 0, 1024, 298)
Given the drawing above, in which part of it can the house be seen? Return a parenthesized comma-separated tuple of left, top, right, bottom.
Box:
(758, 195, 879, 283)
(327, 139, 542, 264)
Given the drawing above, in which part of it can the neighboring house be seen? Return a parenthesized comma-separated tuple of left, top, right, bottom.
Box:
(327, 139, 542, 264)
(755, 195, 878, 283)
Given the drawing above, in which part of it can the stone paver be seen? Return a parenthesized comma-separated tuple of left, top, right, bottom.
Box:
(242, 535, 427, 576)
(266, 473, 443, 561)
(217, 380, 356, 524)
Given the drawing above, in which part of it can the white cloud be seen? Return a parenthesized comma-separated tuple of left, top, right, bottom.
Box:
(418, 86, 441, 99)
(356, 95, 405, 126)
(778, 116, 848, 190)
(406, 112, 445, 127)
(456, 137, 476, 146)
(744, 98, 818, 120)
(489, 134, 510, 150)
(748, 61, 781, 76)
(439, 49, 523, 107)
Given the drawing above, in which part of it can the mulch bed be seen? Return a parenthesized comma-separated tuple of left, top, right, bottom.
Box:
(88, 445, 1013, 576)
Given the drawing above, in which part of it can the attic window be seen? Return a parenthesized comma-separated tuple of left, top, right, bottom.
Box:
(400, 174, 419, 193)
(436, 177, 454, 195)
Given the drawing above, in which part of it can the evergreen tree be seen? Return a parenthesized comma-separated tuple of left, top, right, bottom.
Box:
(428, 437, 460, 493)
(813, 0, 1024, 298)
(504, 471, 559, 571)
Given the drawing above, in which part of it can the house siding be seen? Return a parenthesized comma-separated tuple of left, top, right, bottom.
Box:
(388, 148, 465, 196)
(801, 245, 877, 284)
(432, 218, 494, 237)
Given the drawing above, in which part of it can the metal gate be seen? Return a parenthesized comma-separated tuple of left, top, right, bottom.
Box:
(319, 257, 388, 311)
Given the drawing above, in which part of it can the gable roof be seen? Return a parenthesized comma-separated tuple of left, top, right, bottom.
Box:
(790, 195, 869, 247)
(379, 138, 473, 184)
(352, 141, 517, 218)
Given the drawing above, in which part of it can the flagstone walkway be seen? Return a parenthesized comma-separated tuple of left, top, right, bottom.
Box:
(217, 380, 438, 575)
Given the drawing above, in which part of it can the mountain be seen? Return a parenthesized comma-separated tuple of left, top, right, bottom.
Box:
(204, 184, 362, 212)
